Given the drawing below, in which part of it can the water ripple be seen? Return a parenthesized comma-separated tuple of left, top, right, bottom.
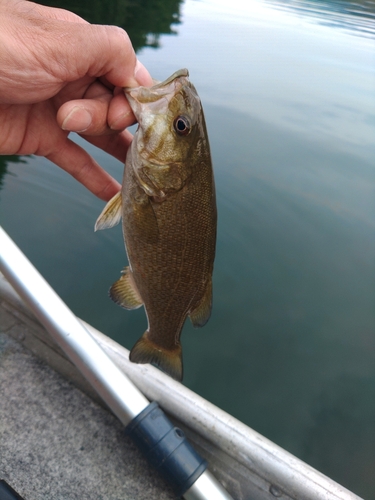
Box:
(267, 0, 375, 38)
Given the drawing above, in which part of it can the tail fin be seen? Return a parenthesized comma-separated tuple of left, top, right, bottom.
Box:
(129, 332, 183, 381)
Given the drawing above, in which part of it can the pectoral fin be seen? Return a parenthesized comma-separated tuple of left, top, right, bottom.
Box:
(189, 277, 213, 328)
(94, 191, 122, 231)
(109, 267, 143, 310)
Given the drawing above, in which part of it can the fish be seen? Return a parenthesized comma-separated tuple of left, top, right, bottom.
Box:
(95, 69, 216, 381)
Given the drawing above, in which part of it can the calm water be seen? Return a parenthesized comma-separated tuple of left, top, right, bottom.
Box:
(1, 0, 374, 497)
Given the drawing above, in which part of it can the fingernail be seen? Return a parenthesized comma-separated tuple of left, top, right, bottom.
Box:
(61, 106, 92, 132)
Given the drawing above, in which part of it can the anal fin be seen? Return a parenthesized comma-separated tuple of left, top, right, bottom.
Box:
(189, 277, 212, 328)
(109, 267, 143, 310)
(95, 191, 122, 231)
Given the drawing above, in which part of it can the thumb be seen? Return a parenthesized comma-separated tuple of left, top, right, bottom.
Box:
(44, 22, 153, 89)
(0, 1, 153, 103)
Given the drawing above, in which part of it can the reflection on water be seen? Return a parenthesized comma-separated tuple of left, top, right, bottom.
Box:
(41, 0, 375, 48)
(0, 156, 28, 192)
(267, 0, 375, 37)
(41, 0, 182, 50)
(1, 0, 374, 498)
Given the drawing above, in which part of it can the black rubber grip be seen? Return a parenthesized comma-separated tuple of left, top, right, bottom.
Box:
(126, 401, 207, 497)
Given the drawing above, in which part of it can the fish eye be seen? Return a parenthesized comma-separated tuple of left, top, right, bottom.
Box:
(173, 115, 191, 136)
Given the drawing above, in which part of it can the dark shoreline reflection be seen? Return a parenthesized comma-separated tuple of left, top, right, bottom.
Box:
(0, 156, 28, 194)
(40, 0, 183, 51)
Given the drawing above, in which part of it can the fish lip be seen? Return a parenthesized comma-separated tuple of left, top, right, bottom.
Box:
(123, 69, 190, 115)
(123, 68, 189, 93)
(149, 68, 189, 90)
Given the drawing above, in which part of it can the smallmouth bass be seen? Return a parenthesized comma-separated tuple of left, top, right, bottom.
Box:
(95, 69, 216, 381)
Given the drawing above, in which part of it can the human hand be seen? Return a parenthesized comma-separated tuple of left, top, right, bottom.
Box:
(0, 0, 153, 200)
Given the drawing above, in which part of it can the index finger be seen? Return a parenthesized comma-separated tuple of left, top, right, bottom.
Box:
(47, 136, 122, 201)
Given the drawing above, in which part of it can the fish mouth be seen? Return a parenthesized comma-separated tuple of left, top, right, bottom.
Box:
(124, 69, 190, 118)
(124, 69, 189, 95)
(149, 69, 189, 90)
